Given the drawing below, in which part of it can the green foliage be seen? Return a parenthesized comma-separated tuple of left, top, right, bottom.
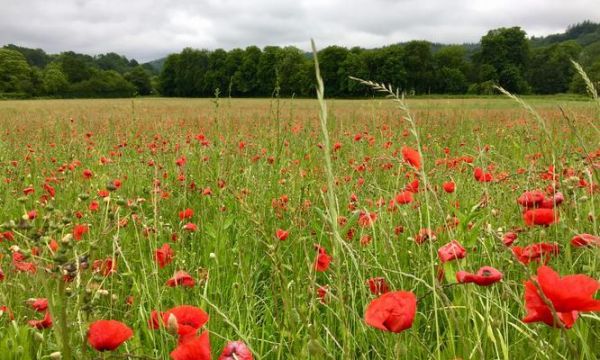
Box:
(528, 42, 582, 94)
(0, 48, 33, 95)
(475, 27, 530, 93)
(570, 59, 600, 94)
(125, 66, 153, 95)
(96, 52, 136, 74)
(66, 69, 136, 98)
(41, 62, 69, 96)
(3, 44, 51, 68)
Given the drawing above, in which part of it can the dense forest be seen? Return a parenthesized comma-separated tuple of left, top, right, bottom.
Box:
(1, 21, 600, 99)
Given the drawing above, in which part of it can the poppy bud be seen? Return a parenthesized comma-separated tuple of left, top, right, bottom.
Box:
(166, 313, 179, 334)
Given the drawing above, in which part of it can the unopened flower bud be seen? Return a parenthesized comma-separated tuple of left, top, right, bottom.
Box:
(166, 313, 179, 334)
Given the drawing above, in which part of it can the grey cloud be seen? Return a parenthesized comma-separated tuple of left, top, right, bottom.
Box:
(0, 0, 598, 61)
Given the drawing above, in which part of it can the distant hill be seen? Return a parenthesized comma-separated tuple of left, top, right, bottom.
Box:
(530, 21, 600, 67)
(531, 21, 600, 47)
(143, 57, 166, 74)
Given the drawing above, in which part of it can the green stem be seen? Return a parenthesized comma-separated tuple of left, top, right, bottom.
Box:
(58, 280, 73, 360)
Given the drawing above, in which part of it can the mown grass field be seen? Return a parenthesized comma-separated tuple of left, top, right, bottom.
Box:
(0, 96, 599, 359)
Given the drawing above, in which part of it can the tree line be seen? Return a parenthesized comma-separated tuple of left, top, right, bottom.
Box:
(2, 21, 600, 99)
(0, 46, 157, 99)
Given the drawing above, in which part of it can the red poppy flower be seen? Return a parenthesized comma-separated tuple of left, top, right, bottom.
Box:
(442, 181, 455, 193)
(517, 190, 545, 208)
(49, 239, 59, 253)
(27, 210, 37, 220)
(12, 252, 36, 273)
(405, 179, 419, 193)
(28, 298, 48, 312)
(275, 229, 289, 241)
(522, 266, 600, 328)
(314, 244, 332, 272)
(73, 224, 89, 241)
(179, 208, 194, 220)
(43, 183, 55, 197)
(437, 240, 466, 263)
(394, 191, 414, 205)
(29, 310, 53, 329)
(155, 243, 175, 268)
(183, 223, 197, 232)
(170, 331, 210, 360)
(366, 277, 390, 296)
(523, 208, 558, 226)
(167, 271, 195, 287)
(539, 192, 564, 209)
(2, 231, 14, 241)
(83, 169, 93, 179)
(175, 156, 187, 167)
(92, 258, 117, 276)
(474, 167, 493, 182)
(512, 243, 559, 264)
(0, 268, 3, 281)
(89, 200, 99, 211)
(402, 146, 421, 170)
(316, 285, 329, 304)
(87, 320, 133, 351)
(219, 340, 253, 360)
(358, 211, 377, 227)
(456, 266, 503, 286)
(161, 305, 209, 340)
(0, 305, 14, 321)
(502, 232, 518, 246)
(364, 291, 417, 333)
(415, 228, 436, 244)
(570, 234, 600, 247)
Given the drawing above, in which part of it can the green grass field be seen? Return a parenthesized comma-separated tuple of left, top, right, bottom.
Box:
(0, 96, 599, 359)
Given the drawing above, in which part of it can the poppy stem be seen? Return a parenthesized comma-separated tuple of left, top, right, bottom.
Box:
(57, 279, 73, 360)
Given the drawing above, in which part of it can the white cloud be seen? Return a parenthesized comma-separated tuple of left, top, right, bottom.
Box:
(0, 0, 598, 61)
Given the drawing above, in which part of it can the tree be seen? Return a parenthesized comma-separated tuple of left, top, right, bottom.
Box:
(96, 52, 134, 74)
(42, 62, 69, 95)
(276, 46, 310, 96)
(257, 46, 281, 96)
(60, 51, 94, 83)
(404, 41, 434, 94)
(3, 44, 51, 68)
(475, 27, 530, 93)
(317, 46, 349, 97)
(159, 53, 180, 96)
(570, 59, 600, 94)
(204, 49, 228, 95)
(236, 46, 262, 96)
(339, 48, 369, 96)
(378, 45, 408, 91)
(434, 46, 469, 93)
(0, 48, 33, 94)
(68, 69, 136, 98)
(528, 41, 582, 94)
(125, 66, 153, 95)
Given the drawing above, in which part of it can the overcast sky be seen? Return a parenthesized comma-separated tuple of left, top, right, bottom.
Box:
(1, 0, 599, 62)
